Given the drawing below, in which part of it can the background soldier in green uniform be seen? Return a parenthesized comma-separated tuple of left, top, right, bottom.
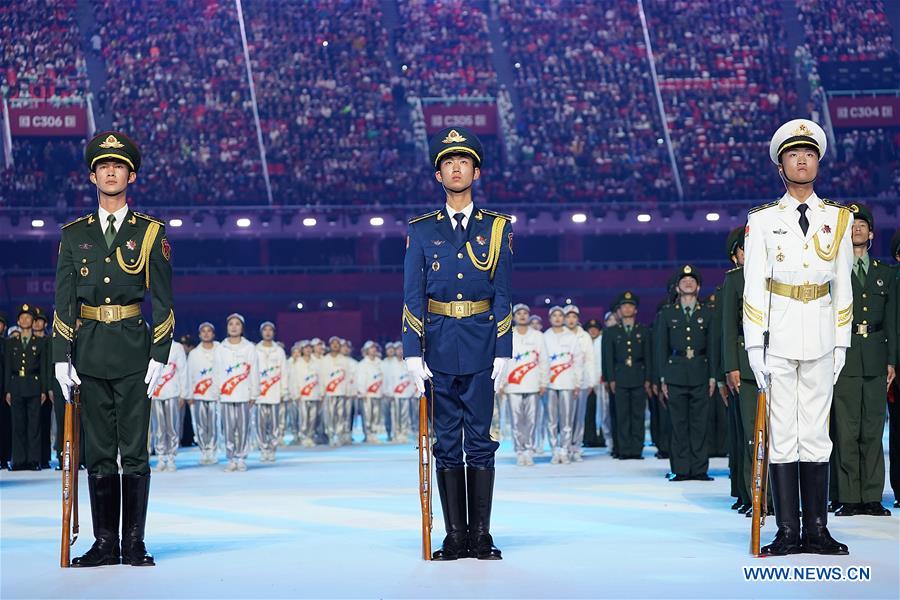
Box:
(602, 291, 652, 459)
(5, 304, 48, 470)
(705, 287, 727, 459)
(831, 203, 895, 517)
(52, 131, 174, 567)
(0, 310, 10, 470)
(890, 229, 900, 508)
(31, 306, 53, 469)
(656, 265, 716, 481)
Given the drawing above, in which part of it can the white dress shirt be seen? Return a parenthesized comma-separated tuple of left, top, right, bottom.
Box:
(98, 203, 129, 236)
(445, 202, 474, 230)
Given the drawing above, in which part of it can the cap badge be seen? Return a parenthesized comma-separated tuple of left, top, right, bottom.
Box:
(684, 265, 692, 274)
(98, 134, 125, 149)
(791, 123, 812, 137)
(625, 292, 632, 299)
(442, 129, 467, 144)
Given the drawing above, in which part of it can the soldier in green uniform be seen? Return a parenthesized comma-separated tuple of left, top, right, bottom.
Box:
(831, 203, 896, 517)
(650, 279, 679, 461)
(0, 310, 10, 470)
(655, 265, 717, 481)
(890, 229, 900, 508)
(31, 306, 54, 469)
(5, 304, 49, 470)
(602, 291, 652, 459)
(720, 225, 755, 514)
(705, 288, 727, 459)
(52, 131, 174, 567)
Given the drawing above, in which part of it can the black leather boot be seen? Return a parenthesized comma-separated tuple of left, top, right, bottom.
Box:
(799, 462, 848, 555)
(760, 462, 801, 556)
(466, 467, 502, 560)
(122, 474, 155, 566)
(432, 468, 469, 561)
(72, 474, 121, 567)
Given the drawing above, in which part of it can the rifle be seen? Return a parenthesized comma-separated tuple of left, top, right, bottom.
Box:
(750, 268, 774, 557)
(417, 388, 433, 561)
(60, 271, 81, 568)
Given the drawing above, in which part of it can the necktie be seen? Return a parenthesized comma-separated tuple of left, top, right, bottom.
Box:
(104, 214, 117, 248)
(625, 324, 632, 334)
(684, 306, 692, 320)
(797, 203, 809, 236)
(453, 213, 466, 246)
(856, 259, 867, 286)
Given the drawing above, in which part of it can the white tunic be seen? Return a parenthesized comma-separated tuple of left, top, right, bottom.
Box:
(504, 327, 550, 394)
(743, 192, 854, 360)
(543, 327, 584, 391)
(152, 342, 188, 400)
(256, 342, 287, 405)
(187, 342, 222, 401)
(216, 337, 260, 403)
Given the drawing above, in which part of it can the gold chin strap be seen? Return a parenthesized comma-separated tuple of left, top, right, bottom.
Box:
(465, 217, 506, 278)
(812, 208, 849, 262)
(116, 221, 160, 288)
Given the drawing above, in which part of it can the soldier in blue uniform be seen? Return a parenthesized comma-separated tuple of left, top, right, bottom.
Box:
(402, 126, 513, 561)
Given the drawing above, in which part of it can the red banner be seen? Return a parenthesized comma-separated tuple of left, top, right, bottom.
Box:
(9, 104, 88, 137)
(829, 95, 900, 128)
(422, 103, 497, 135)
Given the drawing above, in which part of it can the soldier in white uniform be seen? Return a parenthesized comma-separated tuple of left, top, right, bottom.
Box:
(151, 340, 188, 472)
(743, 119, 852, 556)
(544, 306, 583, 464)
(358, 341, 385, 443)
(187, 322, 221, 464)
(216, 314, 260, 471)
(564, 305, 596, 462)
(256, 321, 287, 462)
(500, 304, 549, 466)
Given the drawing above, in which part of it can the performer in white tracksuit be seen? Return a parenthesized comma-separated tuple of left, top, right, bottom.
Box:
(287, 340, 322, 447)
(284, 342, 304, 444)
(341, 339, 358, 444)
(500, 304, 549, 466)
(383, 342, 410, 442)
(357, 342, 385, 443)
(152, 341, 188, 471)
(322, 337, 352, 446)
(544, 306, 584, 464)
(216, 314, 259, 471)
(393, 343, 418, 441)
(744, 119, 852, 556)
(529, 315, 549, 454)
(565, 305, 596, 462)
(187, 322, 222, 464)
(256, 321, 288, 462)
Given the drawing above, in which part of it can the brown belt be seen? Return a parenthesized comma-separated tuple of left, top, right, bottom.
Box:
(80, 303, 142, 324)
(427, 298, 491, 319)
(766, 279, 829, 304)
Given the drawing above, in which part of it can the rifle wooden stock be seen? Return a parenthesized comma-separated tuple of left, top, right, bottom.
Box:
(418, 393, 432, 561)
(750, 386, 769, 557)
(60, 387, 81, 568)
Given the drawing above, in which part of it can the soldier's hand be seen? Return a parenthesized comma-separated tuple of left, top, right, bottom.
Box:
(4, 393, 9, 406)
(727, 370, 741, 392)
(651, 383, 659, 397)
(660, 382, 669, 401)
(832, 347, 847, 385)
(643, 381, 652, 397)
(54, 362, 81, 402)
(405, 357, 432, 394)
(717, 383, 728, 405)
(144, 359, 165, 396)
(747, 347, 769, 389)
(886, 365, 895, 391)
(708, 379, 716, 398)
(490, 358, 509, 394)
(41, 393, 47, 405)
(609, 381, 616, 395)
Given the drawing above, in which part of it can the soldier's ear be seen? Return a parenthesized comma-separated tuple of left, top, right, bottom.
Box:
(128, 171, 137, 184)
(89, 171, 97, 185)
(434, 170, 443, 183)
(473, 167, 480, 181)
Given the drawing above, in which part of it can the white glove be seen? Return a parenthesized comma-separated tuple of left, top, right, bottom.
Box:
(404, 357, 433, 395)
(833, 347, 847, 384)
(747, 347, 769, 389)
(491, 358, 509, 393)
(54, 362, 82, 402)
(144, 359, 165, 397)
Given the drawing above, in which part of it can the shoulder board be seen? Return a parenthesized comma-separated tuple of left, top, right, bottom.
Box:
(748, 200, 779, 215)
(408, 210, 440, 225)
(133, 211, 164, 225)
(61, 213, 92, 229)
(480, 209, 512, 221)
(726, 265, 743, 274)
(822, 198, 848, 211)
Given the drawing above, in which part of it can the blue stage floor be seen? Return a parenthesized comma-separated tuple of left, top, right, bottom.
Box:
(1, 441, 897, 599)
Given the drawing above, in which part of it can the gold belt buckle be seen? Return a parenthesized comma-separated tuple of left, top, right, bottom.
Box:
(625, 356, 633, 367)
(797, 284, 816, 304)
(450, 301, 472, 319)
(19, 369, 25, 377)
(686, 347, 695, 360)
(99, 305, 120, 324)
(855, 323, 868, 335)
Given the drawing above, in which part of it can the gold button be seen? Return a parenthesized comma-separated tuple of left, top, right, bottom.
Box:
(105, 257, 111, 263)
(686, 327, 691, 331)
(804, 243, 808, 250)
(457, 273, 463, 279)
(457, 293, 463, 300)
(489, 315, 494, 321)
(686, 336, 692, 341)
(863, 333, 868, 338)
(433, 254, 438, 259)
(104, 297, 111, 304)
(862, 320, 867, 324)
(862, 307, 868, 312)
(104, 277, 110, 284)
(403, 327, 408, 333)
(803, 262, 809, 268)
(82, 258, 87, 263)
(627, 341, 632, 345)
(457, 252, 463, 259)
(862, 293, 867, 298)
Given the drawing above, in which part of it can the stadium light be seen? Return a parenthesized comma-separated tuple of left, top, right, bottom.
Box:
(705, 212, 720, 222)
(322, 40, 329, 47)
(31, 219, 45, 228)
(401, 64, 408, 72)
(236, 218, 251, 228)
(169, 218, 183, 227)
(302, 217, 317, 227)
(514, 62, 521, 69)
(637, 213, 652, 223)
(370, 216, 384, 227)
(326, 300, 334, 309)
(571, 213, 587, 224)
(296, 302, 304, 310)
